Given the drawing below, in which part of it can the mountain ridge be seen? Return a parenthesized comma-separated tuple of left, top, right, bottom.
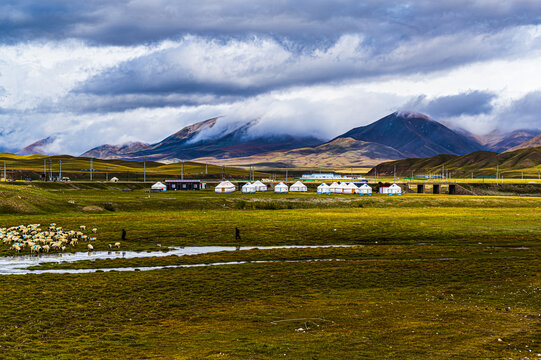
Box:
(335, 112, 481, 157)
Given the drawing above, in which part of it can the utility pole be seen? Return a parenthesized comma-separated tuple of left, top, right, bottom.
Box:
(143, 160, 146, 182)
(90, 159, 93, 181)
(59, 160, 62, 179)
(3, 160, 6, 181)
(286, 169, 288, 183)
(394, 165, 396, 183)
(496, 163, 499, 185)
(205, 163, 208, 175)
(44, 159, 46, 181)
(50, 159, 53, 180)
(106, 166, 109, 181)
(181, 161, 184, 180)
(442, 165, 444, 182)
(222, 166, 225, 181)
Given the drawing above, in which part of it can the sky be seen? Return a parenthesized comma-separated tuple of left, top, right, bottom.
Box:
(1, 0, 541, 154)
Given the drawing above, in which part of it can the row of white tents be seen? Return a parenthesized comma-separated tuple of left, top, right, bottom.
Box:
(215, 181, 401, 195)
(316, 182, 371, 195)
(240, 181, 308, 193)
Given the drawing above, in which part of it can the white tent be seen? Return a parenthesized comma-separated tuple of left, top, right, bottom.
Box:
(215, 181, 236, 193)
(329, 182, 341, 193)
(289, 181, 308, 192)
(151, 181, 167, 191)
(317, 183, 331, 194)
(252, 180, 267, 192)
(357, 184, 372, 195)
(342, 182, 358, 195)
(388, 184, 402, 195)
(110, 177, 119, 183)
(241, 182, 256, 193)
(274, 182, 289, 193)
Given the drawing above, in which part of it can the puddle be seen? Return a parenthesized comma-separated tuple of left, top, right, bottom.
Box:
(21, 259, 343, 275)
(0, 245, 353, 275)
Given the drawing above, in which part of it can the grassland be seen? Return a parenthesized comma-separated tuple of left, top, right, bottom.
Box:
(0, 153, 266, 181)
(0, 183, 539, 358)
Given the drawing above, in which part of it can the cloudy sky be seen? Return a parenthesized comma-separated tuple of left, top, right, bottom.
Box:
(1, 0, 541, 154)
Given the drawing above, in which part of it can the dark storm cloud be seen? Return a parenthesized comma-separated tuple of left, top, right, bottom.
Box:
(73, 27, 533, 102)
(496, 91, 541, 129)
(420, 91, 496, 118)
(1, 1, 541, 45)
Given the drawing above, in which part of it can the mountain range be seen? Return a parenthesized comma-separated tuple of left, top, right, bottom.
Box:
(18, 112, 541, 167)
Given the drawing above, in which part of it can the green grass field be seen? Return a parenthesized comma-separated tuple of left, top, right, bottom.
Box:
(0, 183, 539, 358)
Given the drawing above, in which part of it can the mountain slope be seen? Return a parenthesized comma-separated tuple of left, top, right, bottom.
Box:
(368, 146, 541, 177)
(82, 142, 150, 159)
(336, 112, 481, 158)
(483, 129, 539, 152)
(17, 136, 57, 155)
(506, 134, 541, 152)
(82, 117, 323, 161)
(192, 137, 407, 167)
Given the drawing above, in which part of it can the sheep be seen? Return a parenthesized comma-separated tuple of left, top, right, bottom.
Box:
(92, 228, 97, 234)
(11, 244, 21, 252)
(107, 244, 112, 249)
(114, 242, 121, 249)
(31, 245, 41, 254)
(42, 245, 50, 253)
(80, 225, 86, 231)
(87, 244, 93, 251)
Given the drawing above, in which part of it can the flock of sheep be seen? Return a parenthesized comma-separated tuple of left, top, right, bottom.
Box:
(0, 223, 120, 254)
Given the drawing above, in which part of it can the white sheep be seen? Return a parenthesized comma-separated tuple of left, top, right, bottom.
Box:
(80, 225, 86, 231)
(87, 244, 93, 251)
(114, 242, 121, 249)
(92, 228, 97, 234)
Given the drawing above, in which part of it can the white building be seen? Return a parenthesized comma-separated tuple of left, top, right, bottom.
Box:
(274, 182, 289, 193)
(329, 182, 341, 193)
(357, 184, 372, 195)
(215, 181, 236, 193)
(151, 181, 167, 191)
(252, 180, 267, 192)
(342, 182, 358, 194)
(388, 184, 402, 195)
(380, 184, 402, 195)
(241, 182, 256, 193)
(317, 183, 331, 194)
(289, 181, 308, 192)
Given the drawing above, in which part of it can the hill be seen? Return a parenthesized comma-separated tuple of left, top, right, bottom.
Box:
(335, 112, 481, 157)
(191, 137, 407, 167)
(0, 153, 261, 181)
(367, 146, 541, 178)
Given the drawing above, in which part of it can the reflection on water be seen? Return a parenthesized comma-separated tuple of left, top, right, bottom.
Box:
(0, 245, 353, 275)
